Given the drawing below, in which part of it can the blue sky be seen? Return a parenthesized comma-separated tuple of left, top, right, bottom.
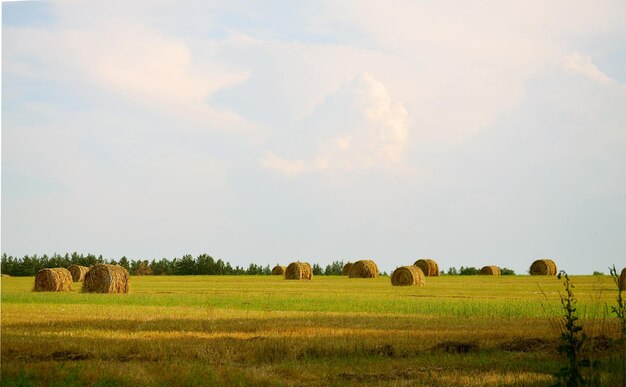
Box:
(2, 1, 624, 274)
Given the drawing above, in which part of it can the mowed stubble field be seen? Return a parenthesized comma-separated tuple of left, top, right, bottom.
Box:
(1, 274, 623, 386)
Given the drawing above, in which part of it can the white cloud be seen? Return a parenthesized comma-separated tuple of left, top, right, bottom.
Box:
(259, 151, 308, 176)
(3, 20, 251, 132)
(563, 52, 612, 82)
(260, 73, 408, 175)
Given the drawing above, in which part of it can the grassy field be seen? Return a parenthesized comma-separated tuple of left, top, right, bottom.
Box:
(1, 274, 624, 386)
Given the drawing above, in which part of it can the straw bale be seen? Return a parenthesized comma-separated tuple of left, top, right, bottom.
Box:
(271, 265, 286, 275)
(285, 262, 312, 280)
(619, 268, 626, 291)
(349, 260, 379, 278)
(391, 266, 425, 286)
(479, 265, 501, 276)
(530, 259, 557, 276)
(414, 259, 440, 277)
(82, 264, 130, 293)
(33, 268, 73, 292)
(342, 262, 353, 276)
(68, 265, 89, 282)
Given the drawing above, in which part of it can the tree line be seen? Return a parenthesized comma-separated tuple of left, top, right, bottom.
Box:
(445, 266, 515, 275)
(1, 253, 515, 276)
(0, 253, 346, 277)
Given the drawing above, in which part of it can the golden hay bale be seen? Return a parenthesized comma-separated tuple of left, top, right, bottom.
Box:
(414, 259, 440, 277)
(619, 268, 626, 291)
(342, 262, 353, 276)
(479, 265, 501, 276)
(391, 266, 425, 286)
(68, 265, 89, 282)
(285, 262, 312, 280)
(530, 259, 557, 276)
(82, 264, 130, 293)
(271, 265, 286, 275)
(33, 268, 73, 292)
(349, 260, 379, 278)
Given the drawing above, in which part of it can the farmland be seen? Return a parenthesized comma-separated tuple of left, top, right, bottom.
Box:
(1, 274, 624, 386)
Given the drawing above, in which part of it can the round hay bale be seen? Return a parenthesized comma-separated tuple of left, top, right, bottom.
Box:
(285, 262, 312, 280)
(304, 262, 312, 277)
(349, 260, 379, 278)
(619, 267, 626, 291)
(271, 265, 286, 275)
(33, 268, 73, 292)
(391, 266, 425, 286)
(68, 265, 89, 282)
(414, 259, 440, 277)
(342, 262, 353, 276)
(530, 259, 557, 276)
(479, 265, 501, 276)
(82, 264, 130, 293)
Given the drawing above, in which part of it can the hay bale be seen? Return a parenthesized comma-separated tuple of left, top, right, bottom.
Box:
(349, 260, 379, 278)
(619, 268, 626, 291)
(271, 265, 286, 275)
(391, 266, 425, 286)
(285, 262, 312, 280)
(68, 265, 89, 282)
(304, 262, 312, 276)
(342, 262, 353, 276)
(33, 268, 73, 292)
(414, 259, 440, 277)
(82, 264, 130, 293)
(479, 265, 501, 276)
(529, 259, 557, 276)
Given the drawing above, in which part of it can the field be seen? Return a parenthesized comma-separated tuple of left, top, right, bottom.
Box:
(1, 274, 624, 386)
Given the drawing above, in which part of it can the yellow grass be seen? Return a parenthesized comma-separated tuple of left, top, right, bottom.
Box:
(1, 275, 623, 385)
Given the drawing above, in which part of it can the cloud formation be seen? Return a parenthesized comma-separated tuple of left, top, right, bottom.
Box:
(260, 73, 408, 175)
(563, 52, 612, 82)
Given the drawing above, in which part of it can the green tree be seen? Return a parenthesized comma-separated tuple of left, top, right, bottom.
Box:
(118, 256, 130, 271)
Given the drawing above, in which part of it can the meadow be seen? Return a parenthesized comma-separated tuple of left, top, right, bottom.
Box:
(1, 274, 623, 386)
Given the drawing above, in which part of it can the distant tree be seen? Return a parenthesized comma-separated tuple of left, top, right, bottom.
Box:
(135, 260, 153, 275)
(324, 260, 344, 275)
(246, 263, 264, 275)
(592, 271, 604, 276)
(500, 267, 516, 275)
(312, 263, 323, 275)
(150, 258, 173, 275)
(176, 255, 197, 275)
(118, 256, 130, 271)
(446, 267, 459, 275)
(196, 254, 215, 275)
(459, 266, 480, 275)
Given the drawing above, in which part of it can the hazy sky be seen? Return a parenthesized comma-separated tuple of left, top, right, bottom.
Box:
(2, 1, 625, 274)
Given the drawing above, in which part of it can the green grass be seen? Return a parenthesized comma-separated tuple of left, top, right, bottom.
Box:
(1, 275, 623, 386)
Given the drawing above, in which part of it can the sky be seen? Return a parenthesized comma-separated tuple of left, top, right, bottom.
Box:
(2, 1, 625, 274)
